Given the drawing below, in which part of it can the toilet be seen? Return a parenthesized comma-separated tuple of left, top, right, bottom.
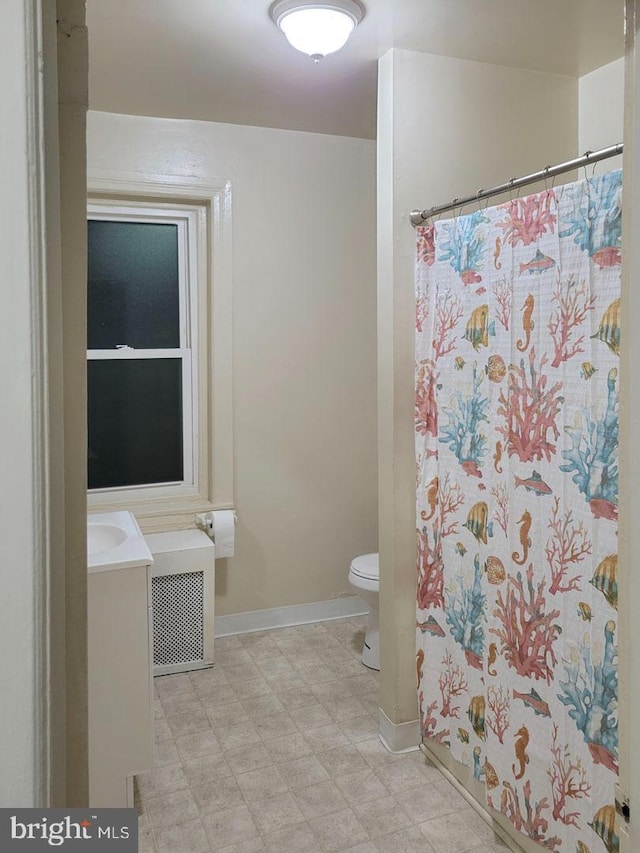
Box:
(348, 553, 380, 671)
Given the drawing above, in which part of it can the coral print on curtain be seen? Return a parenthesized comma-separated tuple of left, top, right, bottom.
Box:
(415, 170, 621, 853)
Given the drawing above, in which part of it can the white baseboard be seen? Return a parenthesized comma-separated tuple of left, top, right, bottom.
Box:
(214, 596, 367, 637)
(378, 708, 421, 753)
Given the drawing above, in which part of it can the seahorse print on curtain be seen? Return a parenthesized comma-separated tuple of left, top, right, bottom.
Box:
(415, 170, 621, 853)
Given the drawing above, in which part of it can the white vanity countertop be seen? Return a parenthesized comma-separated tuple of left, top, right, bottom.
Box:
(87, 510, 154, 573)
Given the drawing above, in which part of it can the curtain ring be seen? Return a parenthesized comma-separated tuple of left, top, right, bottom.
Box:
(476, 189, 490, 213)
(583, 151, 592, 182)
(543, 166, 550, 192)
(508, 178, 515, 202)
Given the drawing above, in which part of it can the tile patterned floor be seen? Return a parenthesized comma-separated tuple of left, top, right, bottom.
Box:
(136, 616, 515, 853)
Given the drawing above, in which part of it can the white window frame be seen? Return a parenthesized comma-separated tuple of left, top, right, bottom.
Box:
(87, 177, 234, 532)
(87, 202, 199, 498)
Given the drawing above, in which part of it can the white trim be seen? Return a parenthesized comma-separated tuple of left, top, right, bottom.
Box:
(214, 596, 367, 637)
(378, 708, 420, 754)
(418, 743, 523, 851)
(28, 0, 51, 806)
(1, 0, 53, 804)
(86, 175, 234, 526)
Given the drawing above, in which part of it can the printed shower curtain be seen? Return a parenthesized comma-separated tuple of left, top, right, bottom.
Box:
(415, 170, 621, 853)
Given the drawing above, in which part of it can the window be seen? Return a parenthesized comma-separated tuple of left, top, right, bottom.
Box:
(88, 206, 197, 495)
(88, 201, 207, 517)
(86, 180, 233, 531)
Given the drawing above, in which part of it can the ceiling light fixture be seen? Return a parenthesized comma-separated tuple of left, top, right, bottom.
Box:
(269, 0, 365, 62)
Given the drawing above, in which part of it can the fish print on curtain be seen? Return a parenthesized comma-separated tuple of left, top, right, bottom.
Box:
(415, 170, 621, 853)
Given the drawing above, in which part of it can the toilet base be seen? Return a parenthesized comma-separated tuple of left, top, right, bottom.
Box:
(361, 607, 380, 671)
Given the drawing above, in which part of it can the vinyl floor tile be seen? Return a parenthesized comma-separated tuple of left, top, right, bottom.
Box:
(217, 839, 265, 853)
(353, 794, 413, 839)
(333, 769, 389, 806)
(192, 776, 246, 816)
(247, 791, 306, 835)
(234, 765, 289, 801)
(136, 763, 190, 800)
(175, 730, 222, 761)
(419, 812, 484, 853)
(262, 732, 314, 763)
(307, 807, 370, 853)
(144, 787, 200, 831)
(202, 804, 259, 851)
(154, 818, 211, 853)
(165, 708, 212, 739)
(263, 822, 323, 853)
(396, 781, 458, 823)
(293, 780, 349, 820)
(375, 825, 438, 853)
(279, 754, 330, 790)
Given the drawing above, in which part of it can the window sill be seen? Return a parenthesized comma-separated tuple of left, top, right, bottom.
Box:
(87, 494, 232, 535)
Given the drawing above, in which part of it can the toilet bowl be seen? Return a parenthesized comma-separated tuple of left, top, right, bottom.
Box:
(348, 553, 380, 671)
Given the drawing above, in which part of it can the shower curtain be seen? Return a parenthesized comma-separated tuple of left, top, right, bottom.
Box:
(415, 170, 621, 853)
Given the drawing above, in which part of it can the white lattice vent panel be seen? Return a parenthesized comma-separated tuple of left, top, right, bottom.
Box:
(152, 571, 204, 668)
(146, 528, 215, 676)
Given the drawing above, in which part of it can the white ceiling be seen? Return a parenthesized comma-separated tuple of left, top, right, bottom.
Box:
(87, 0, 624, 140)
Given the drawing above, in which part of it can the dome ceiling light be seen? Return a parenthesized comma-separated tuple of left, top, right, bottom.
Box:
(269, 0, 365, 62)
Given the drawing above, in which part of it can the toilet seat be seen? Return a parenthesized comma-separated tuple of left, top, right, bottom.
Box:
(350, 553, 379, 582)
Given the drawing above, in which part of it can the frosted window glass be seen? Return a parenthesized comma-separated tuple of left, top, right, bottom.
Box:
(88, 220, 180, 349)
(88, 359, 183, 489)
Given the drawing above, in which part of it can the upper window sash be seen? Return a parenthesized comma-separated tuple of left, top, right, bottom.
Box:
(86, 204, 197, 353)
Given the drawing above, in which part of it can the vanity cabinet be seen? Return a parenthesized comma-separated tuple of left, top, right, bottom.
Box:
(88, 560, 153, 807)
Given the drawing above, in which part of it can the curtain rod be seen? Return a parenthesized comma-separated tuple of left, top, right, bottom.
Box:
(409, 143, 623, 227)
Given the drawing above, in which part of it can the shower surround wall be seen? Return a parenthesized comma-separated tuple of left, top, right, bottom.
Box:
(579, 57, 624, 169)
(87, 111, 378, 618)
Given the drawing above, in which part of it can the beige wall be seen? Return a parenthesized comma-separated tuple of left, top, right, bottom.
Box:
(579, 56, 625, 169)
(87, 112, 378, 617)
(377, 49, 577, 833)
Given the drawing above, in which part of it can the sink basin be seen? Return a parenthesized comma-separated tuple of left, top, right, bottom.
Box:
(87, 510, 154, 573)
(87, 523, 128, 556)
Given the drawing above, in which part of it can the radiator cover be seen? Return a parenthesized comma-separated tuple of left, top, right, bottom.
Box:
(146, 530, 215, 676)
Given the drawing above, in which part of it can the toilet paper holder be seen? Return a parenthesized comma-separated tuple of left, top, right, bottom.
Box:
(195, 510, 237, 539)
